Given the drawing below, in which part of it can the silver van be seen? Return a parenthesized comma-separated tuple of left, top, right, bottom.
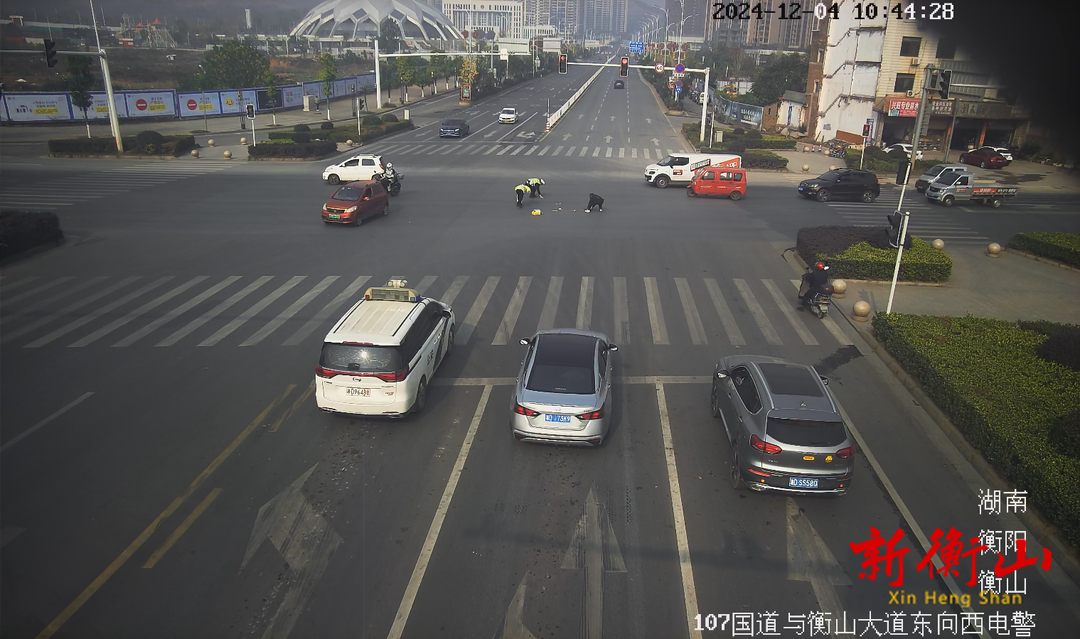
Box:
(915, 164, 966, 193)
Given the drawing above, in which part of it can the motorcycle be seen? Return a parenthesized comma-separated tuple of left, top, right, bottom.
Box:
(798, 267, 834, 319)
(375, 165, 402, 196)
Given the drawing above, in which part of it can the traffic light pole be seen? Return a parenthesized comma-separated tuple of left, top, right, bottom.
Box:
(895, 72, 930, 217)
(885, 211, 911, 314)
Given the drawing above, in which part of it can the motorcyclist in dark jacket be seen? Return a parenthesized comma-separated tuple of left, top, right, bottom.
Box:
(799, 262, 832, 307)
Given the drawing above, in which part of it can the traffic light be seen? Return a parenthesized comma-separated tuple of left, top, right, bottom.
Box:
(246, 103, 255, 119)
(895, 159, 910, 185)
(887, 212, 902, 248)
(620, 57, 629, 77)
(938, 69, 952, 99)
(44, 39, 57, 68)
(558, 54, 567, 74)
(862, 123, 871, 137)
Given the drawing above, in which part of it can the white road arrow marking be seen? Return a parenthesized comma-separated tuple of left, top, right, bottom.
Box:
(609, 116, 615, 121)
(242, 465, 343, 639)
(563, 133, 572, 141)
(651, 138, 660, 145)
(604, 135, 612, 143)
(645, 118, 653, 124)
(516, 131, 537, 138)
(786, 498, 850, 630)
(562, 485, 626, 639)
(498, 573, 539, 639)
(485, 130, 498, 138)
(578, 114, 584, 119)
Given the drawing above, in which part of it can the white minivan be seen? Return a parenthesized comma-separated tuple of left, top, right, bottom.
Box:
(645, 153, 741, 188)
(315, 280, 455, 417)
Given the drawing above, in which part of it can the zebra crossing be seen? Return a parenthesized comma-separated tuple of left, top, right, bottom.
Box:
(826, 189, 991, 244)
(0, 274, 853, 350)
(362, 141, 682, 162)
(0, 162, 238, 211)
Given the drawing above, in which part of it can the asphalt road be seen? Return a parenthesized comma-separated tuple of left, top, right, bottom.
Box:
(3, 54, 1080, 639)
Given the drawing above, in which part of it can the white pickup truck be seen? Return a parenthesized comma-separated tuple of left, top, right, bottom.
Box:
(924, 170, 1019, 207)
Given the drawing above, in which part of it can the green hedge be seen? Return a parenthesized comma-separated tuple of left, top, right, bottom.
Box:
(47, 133, 195, 157)
(247, 140, 336, 159)
(797, 225, 952, 282)
(0, 211, 63, 260)
(357, 120, 413, 143)
(682, 123, 795, 150)
(1008, 232, 1080, 268)
(844, 146, 937, 175)
(697, 148, 789, 170)
(872, 314, 1080, 549)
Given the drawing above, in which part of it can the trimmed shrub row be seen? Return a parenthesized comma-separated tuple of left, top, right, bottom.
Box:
(871, 314, 1080, 549)
(0, 211, 63, 260)
(48, 133, 196, 157)
(694, 148, 789, 170)
(843, 145, 938, 175)
(1008, 232, 1080, 268)
(248, 140, 336, 159)
(682, 123, 797, 151)
(796, 225, 952, 282)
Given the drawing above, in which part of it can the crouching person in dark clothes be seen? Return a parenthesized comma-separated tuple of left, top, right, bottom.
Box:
(585, 193, 604, 212)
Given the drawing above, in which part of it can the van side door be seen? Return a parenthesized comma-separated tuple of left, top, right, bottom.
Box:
(955, 174, 971, 199)
(698, 170, 717, 195)
(339, 158, 360, 180)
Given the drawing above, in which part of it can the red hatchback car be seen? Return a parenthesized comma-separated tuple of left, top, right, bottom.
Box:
(959, 148, 1008, 169)
(322, 180, 389, 225)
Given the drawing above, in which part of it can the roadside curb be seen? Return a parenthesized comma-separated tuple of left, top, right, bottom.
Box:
(1006, 248, 1080, 273)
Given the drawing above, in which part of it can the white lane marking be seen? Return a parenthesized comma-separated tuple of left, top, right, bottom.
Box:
(643, 277, 669, 345)
(492, 276, 532, 346)
(441, 275, 469, 306)
(1, 391, 94, 453)
(576, 276, 593, 331)
(158, 276, 272, 347)
(537, 146, 550, 156)
(655, 383, 703, 639)
(613, 276, 629, 345)
(592, 147, 601, 157)
(788, 280, 854, 346)
(2, 277, 71, 304)
(386, 385, 493, 639)
(25, 277, 174, 348)
(198, 276, 305, 347)
(606, 147, 612, 158)
(114, 276, 241, 347)
(283, 275, 371, 346)
(456, 276, 499, 345)
(704, 278, 745, 346)
(1, 276, 110, 330)
(619, 148, 625, 158)
(674, 278, 707, 345)
(733, 279, 782, 345)
(632, 148, 638, 159)
(524, 146, 538, 155)
(566, 146, 577, 156)
(579, 146, 589, 157)
(553, 145, 564, 156)
(468, 145, 486, 155)
(496, 145, 513, 156)
(414, 276, 438, 295)
(69, 277, 208, 347)
(240, 276, 338, 346)
(761, 279, 818, 346)
(483, 145, 500, 155)
(510, 146, 525, 155)
(536, 276, 564, 332)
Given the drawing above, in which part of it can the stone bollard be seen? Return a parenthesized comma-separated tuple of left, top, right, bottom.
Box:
(207, 139, 215, 147)
(223, 150, 232, 160)
(191, 149, 199, 158)
(852, 300, 872, 322)
(932, 239, 945, 250)
(803, 146, 810, 153)
(346, 139, 354, 146)
(802, 164, 810, 172)
(240, 137, 248, 146)
(987, 242, 1002, 257)
(829, 165, 837, 171)
(831, 279, 847, 299)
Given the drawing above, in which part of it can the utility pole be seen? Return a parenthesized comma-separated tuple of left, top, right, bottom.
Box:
(374, 38, 381, 112)
(90, 0, 122, 152)
(896, 67, 931, 215)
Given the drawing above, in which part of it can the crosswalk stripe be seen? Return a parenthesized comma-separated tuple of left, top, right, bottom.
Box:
(704, 278, 745, 346)
(438, 146, 458, 155)
(674, 278, 706, 345)
(643, 277, 669, 345)
(1, 276, 109, 324)
(632, 148, 638, 159)
(579, 146, 588, 157)
(69, 276, 208, 347)
(396, 145, 420, 153)
(283, 275, 370, 346)
(510, 146, 525, 155)
(199, 276, 304, 347)
(458, 276, 499, 346)
(159, 276, 272, 347)
(0, 276, 40, 291)
(536, 276, 563, 332)
(524, 146, 537, 155)
(497, 145, 513, 156)
(576, 276, 593, 331)
(733, 279, 781, 346)
(492, 276, 531, 345)
(592, 147, 601, 157)
(240, 276, 338, 347)
(2, 277, 139, 344)
(468, 145, 486, 155)
(26, 277, 174, 348)
(567, 146, 576, 156)
(3, 277, 70, 304)
(788, 279, 853, 346)
(415, 276, 438, 295)
(538, 146, 550, 156)
(114, 276, 241, 347)
(441, 275, 469, 307)
(613, 276, 629, 344)
(606, 148, 613, 158)
(761, 279, 818, 346)
(553, 146, 564, 156)
(619, 148, 625, 158)
(483, 145, 500, 155)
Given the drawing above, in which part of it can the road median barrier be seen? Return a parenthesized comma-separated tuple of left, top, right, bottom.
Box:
(545, 61, 610, 133)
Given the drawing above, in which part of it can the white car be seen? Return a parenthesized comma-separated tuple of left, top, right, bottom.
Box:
(499, 108, 518, 124)
(884, 143, 923, 161)
(322, 154, 386, 184)
(979, 146, 1014, 162)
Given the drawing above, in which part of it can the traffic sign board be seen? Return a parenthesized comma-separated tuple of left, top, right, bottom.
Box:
(675, 63, 685, 73)
(629, 41, 644, 53)
(676, 80, 683, 88)
(654, 63, 665, 73)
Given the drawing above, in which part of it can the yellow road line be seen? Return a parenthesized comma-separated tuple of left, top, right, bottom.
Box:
(143, 488, 223, 569)
(270, 385, 314, 433)
(35, 384, 297, 639)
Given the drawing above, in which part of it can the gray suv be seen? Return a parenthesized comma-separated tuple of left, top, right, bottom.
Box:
(711, 355, 855, 495)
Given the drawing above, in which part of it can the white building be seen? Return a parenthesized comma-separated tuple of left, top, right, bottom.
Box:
(442, 1, 526, 40)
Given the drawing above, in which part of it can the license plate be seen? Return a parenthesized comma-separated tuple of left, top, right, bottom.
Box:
(544, 414, 571, 423)
(789, 477, 819, 489)
(328, 214, 340, 220)
(346, 388, 370, 397)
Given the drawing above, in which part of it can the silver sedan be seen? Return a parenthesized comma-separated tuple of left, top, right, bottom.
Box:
(511, 329, 617, 447)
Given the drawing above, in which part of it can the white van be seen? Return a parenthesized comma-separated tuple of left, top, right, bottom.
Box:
(315, 279, 456, 417)
(645, 153, 741, 188)
(914, 164, 967, 193)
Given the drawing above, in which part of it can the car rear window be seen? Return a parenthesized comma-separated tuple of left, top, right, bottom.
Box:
(320, 344, 402, 373)
(331, 186, 363, 201)
(766, 418, 848, 447)
(757, 364, 823, 397)
(526, 334, 597, 394)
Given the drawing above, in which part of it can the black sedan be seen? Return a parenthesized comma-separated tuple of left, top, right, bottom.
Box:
(439, 118, 470, 137)
(614, 80, 625, 89)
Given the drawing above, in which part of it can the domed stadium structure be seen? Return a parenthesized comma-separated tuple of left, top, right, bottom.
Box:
(290, 0, 462, 42)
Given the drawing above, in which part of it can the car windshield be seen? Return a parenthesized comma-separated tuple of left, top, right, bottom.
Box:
(758, 364, 823, 397)
(526, 334, 597, 394)
(926, 165, 946, 176)
(936, 172, 963, 185)
(818, 171, 841, 181)
(766, 418, 848, 447)
(657, 155, 676, 166)
(331, 186, 363, 201)
(319, 344, 401, 373)
(502, 109, 515, 114)
(443, 120, 462, 126)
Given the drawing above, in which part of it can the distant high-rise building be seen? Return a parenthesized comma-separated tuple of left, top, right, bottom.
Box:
(665, 0, 706, 41)
(532, 0, 582, 35)
(580, 0, 627, 34)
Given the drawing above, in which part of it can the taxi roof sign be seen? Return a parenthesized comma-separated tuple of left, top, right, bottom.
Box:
(364, 279, 420, 302)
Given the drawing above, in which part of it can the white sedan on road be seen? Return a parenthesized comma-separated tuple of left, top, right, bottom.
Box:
(499, 108, 519, 124)
(883, 143, 923, 161)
